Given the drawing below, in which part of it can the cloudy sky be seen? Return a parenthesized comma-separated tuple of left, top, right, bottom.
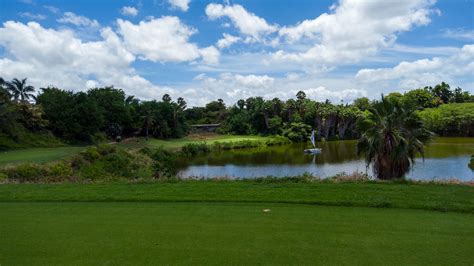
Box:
(0, 0, 473, 106)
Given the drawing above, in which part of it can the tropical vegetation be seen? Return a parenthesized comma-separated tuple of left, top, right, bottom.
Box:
(357, 97, 433, 179)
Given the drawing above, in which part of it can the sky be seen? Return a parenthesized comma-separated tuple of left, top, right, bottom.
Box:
(0, 0, 473, 106)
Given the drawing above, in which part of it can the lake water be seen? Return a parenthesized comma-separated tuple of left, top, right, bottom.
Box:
(177, 138, 474, 181)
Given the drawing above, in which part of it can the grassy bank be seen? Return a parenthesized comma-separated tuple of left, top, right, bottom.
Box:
(1, 202, 472, 265)
(1, 180, 473, 213)
(0, 134, 272, 166)
(0, 146, 84, 165)
(118, 134, 273, 150)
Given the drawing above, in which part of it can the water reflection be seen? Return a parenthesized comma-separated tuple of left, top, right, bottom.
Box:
(177, 138, 474, 181)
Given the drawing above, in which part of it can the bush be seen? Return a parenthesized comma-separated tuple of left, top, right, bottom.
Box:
(181, 142, 210, 156)
(141, 147, 179, 178)
(418, 103, 474, 136)
(0, 172, 7, 182)
(265, 136, 292, 146)
(3, 163, 45, 181)
(80, 147, 100, 162)
(282, 122, 312, 142)
(47, 161, 73, 180)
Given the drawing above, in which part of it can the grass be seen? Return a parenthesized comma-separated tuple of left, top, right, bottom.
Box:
(1, 180, 473, 213)
(118, 134, 272, 150)
(0, 202, 473, 265)
(1, 181, 473, 264)
(0, 134, 269, 166)
(0, 146, 84, 165)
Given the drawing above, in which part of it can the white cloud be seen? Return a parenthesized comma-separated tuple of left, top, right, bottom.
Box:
(355, 44, 474, 90)
(57, 12, 100, 28)
(186, 72, 367, 105)
(216, 33, 240, 49)
(116, 17, 199, 62)
(120, 6, 138, 17)
(117, 17, 218, 64)
(19, 12, 47, 20)
(199, 46, 220, 65)
(0, 21, 173, 100)
(44, 5, 60, 14)
(168, 0, 191, 12)
(274, 0, 437, 64)
(441, 28, 474, 41)
(205, 3, 277, 41)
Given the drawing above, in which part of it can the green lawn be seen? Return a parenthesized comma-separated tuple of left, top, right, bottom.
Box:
(0, 202, 473, 265)
(1, 181, 472, 213)
(0, 146, 84, 165)
(1, 181, 473, 264)
(118, 134, 271, 150)
(0, 135, 268, 165)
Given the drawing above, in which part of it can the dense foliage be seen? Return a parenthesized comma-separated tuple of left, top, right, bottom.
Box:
(357, 97, 434, 180)
(418, 103, 474, 137)
(0, 76, 472, 150)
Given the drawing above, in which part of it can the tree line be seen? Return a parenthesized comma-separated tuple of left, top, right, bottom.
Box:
(1, 77, 473, 149)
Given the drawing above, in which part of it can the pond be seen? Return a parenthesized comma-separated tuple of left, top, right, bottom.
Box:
(177, 138, 474, 181)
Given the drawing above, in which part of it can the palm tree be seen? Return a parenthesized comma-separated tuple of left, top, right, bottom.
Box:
(142, 110, 155, 141)
(6, 78, 36, 102)
(357, 96, 433, 180)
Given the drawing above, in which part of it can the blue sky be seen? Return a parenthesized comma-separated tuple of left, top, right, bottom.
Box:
(0, 0, 473, 105)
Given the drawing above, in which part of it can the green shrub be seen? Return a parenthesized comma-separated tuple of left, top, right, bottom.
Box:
(47, 161, 73, 179)
(144, 148, 179, 178)
(418, 103, 474, 136)
(80, 147, 100, 162)
(0, 172, 7, 182)
(282, 122, 312, 142)
(4, 163, 45, 181)
(181, 142, 210, 156)
(96, 144, 117, 156)
(265, 136, 292, 146)
(128, 151, 154, 179)
(78, 161, 110, 180)
(70, 154, 89, 170)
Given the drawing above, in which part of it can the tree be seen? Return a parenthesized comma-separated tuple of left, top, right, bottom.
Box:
(428, 82, 452, 104)
(353, 97, 370, 111)
(451, 87, 471, 103)
(88, 87, 131, 138)
(142, 110, 155, 140)
(6, 78, 36, 102)
(402, 88, 438, 109)
(357, 96, 433, 180)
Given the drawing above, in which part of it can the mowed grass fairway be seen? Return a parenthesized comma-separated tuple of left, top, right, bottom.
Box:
(0, 182, 473, 265)
(0, 146, 83, 165)
(1, 202, 474, 265)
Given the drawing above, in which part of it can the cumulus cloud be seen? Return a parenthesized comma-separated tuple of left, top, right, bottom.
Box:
(205, 3, 277, 41)
(199, 46, 220, 65)
(117, 17, 219, 64)
(274, 0, 437, 64)
(186, 72, 367, 106)
(355, 44, 474, 90)
(0, 21, 173, 99)
(120, 6, 138, 17)
(216, 33, 240, 49)
(57, 12, 100, 28)
(168, 0, 191, 12)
